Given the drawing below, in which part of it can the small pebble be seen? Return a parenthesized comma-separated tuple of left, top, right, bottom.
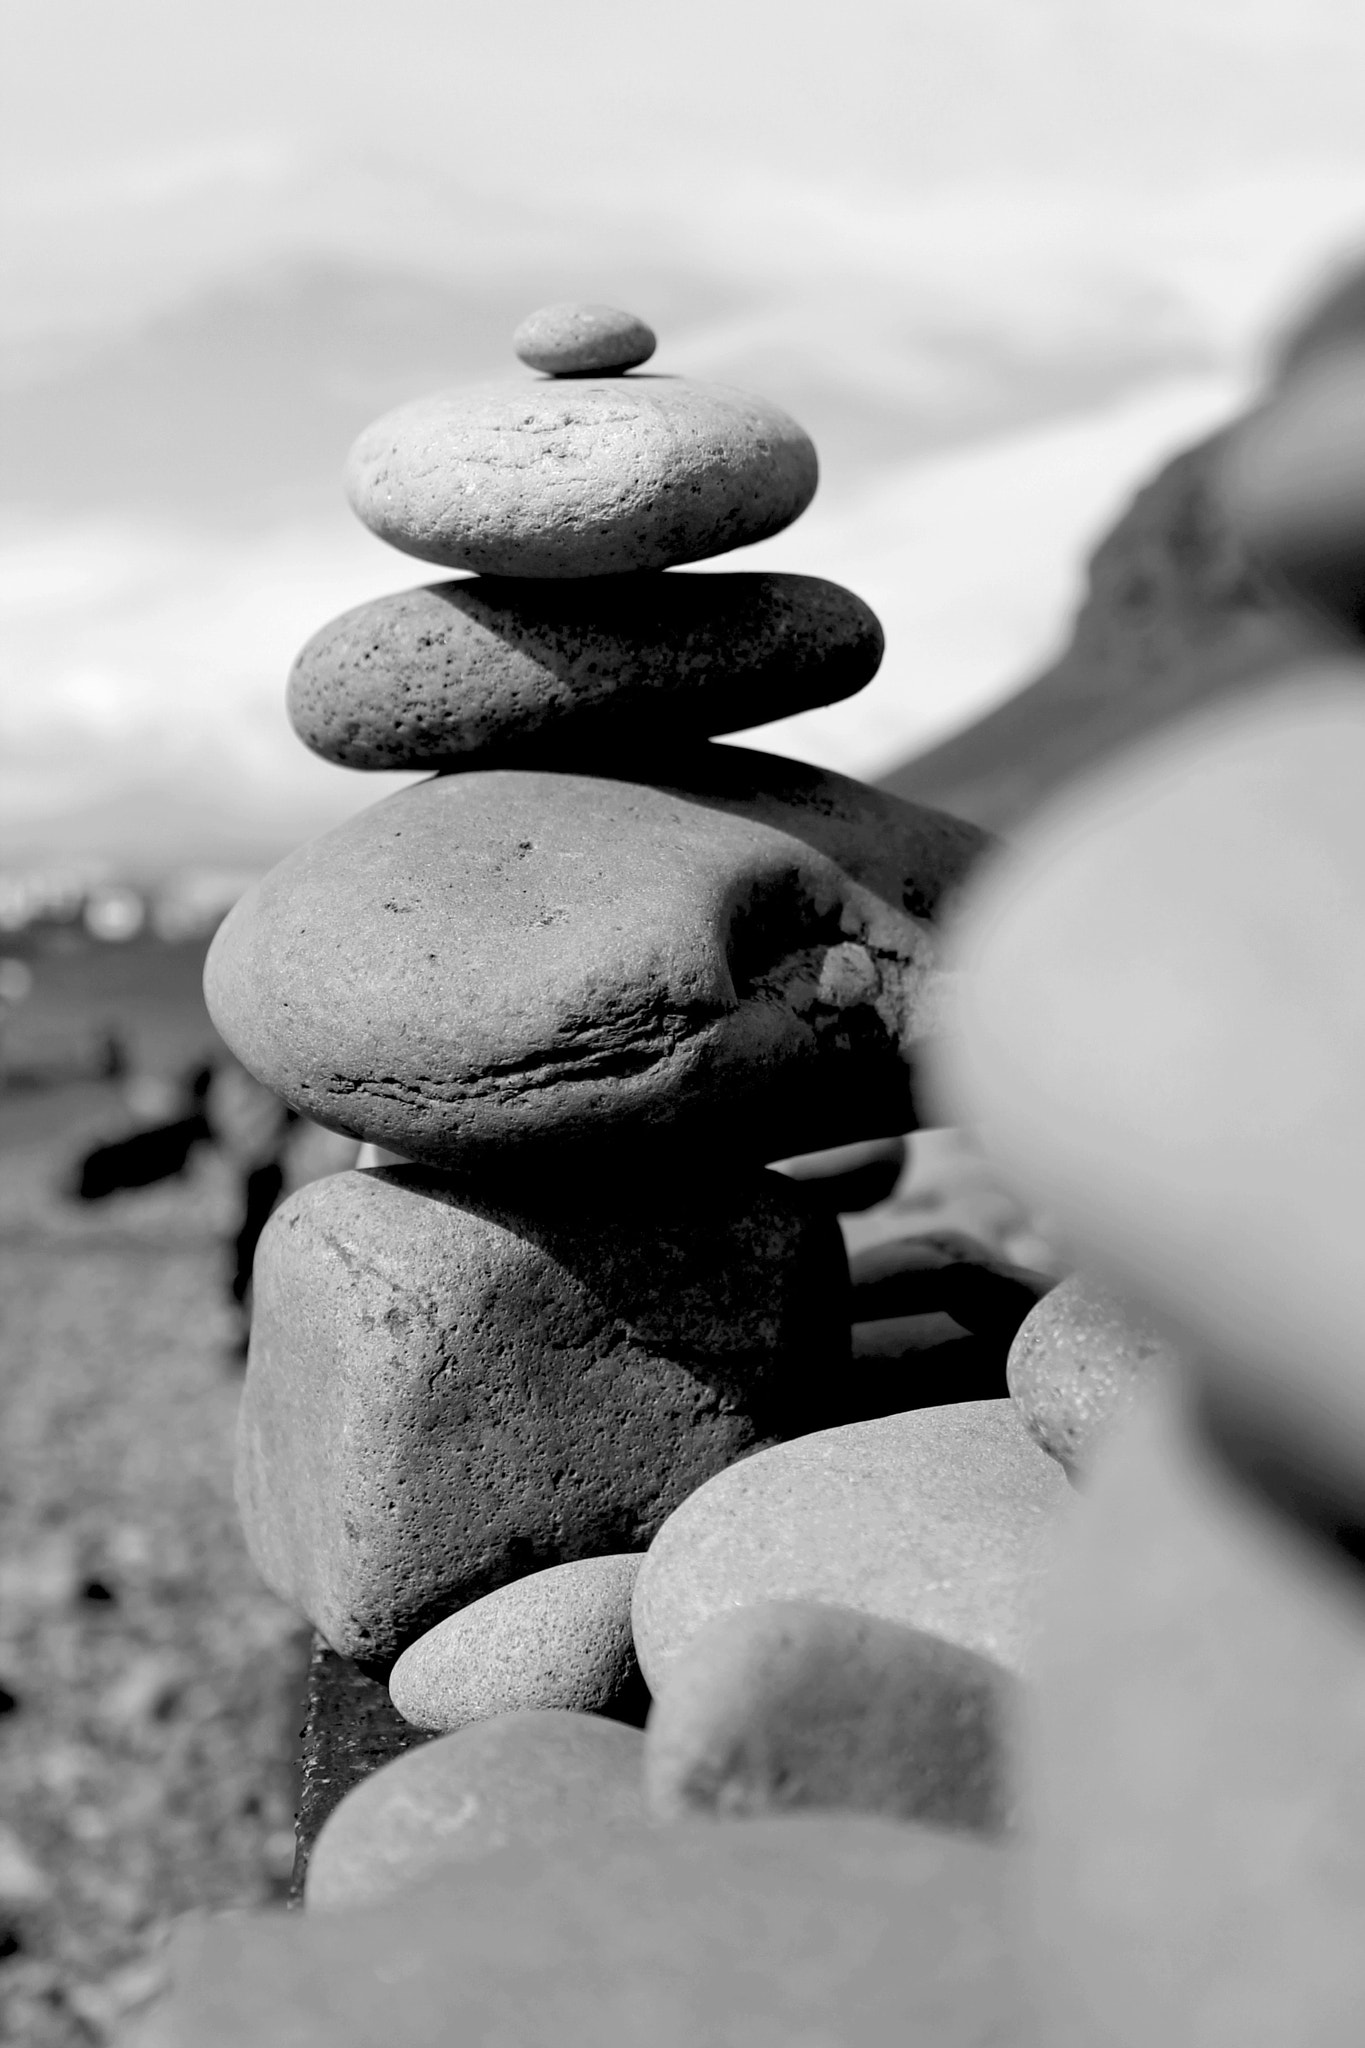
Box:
(388, 1555, 646, 1732)
(644, 1597, 1018, 1835)
(1007, 1270, 1182, 1475)
(512, 302, 656, 377)
(304, 1709, 645, 1912)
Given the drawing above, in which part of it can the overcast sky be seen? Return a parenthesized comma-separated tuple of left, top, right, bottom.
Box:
(6, 1, 1365, 873)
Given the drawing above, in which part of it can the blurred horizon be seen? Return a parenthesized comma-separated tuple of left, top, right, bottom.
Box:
(6, 0, 1365, 881)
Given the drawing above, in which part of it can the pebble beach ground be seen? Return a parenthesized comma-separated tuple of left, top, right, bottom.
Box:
(0, 1076, 309, 2046)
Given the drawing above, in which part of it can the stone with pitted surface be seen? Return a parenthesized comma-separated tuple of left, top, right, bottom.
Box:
(237, 1163, 848, 1668)
(204, 746, 986, 1176)
(344, 378, 818, 577)
(1007, 1271, 1181, 1475)
(512, 302, 656, 377)
(287, 572, 883, 771)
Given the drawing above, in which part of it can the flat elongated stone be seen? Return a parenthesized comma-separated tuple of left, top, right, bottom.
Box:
(632, 1400, 1070, 1693)
(1030, 1383, 1365, 2048)
(644, 1598, 1018, 1835)
(344, 377, 818, 577)
(934, 669, 1365, 1515)
(1007, 1272, 1181, 1475)
(388, 1555, 644, 1731)
(238, 1164, 849, 1668)
(512, 302, 656, 376)
(204, 747, 986, 1175)
(136, 1816, 1019, 2048)
(286, 572, 883, 770)
(306, 1710, 646, 1911)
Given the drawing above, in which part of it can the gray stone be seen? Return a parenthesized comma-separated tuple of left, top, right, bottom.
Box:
(632, 1400, 1070, 1693)
(512, 302, 656, 376)
(237, 1164, 849, 1668)
(933, 669, 1365, 1519)
(204, 746, 986, 1176)
(345, 376, 818, 577)
(881, 430, 1327, 835)
(305, 1710, 645, 1911)
(1028, 1381, 1365, 2048)
(388, 1554, 643, 1731)
(644, 1597, 1018, 1836)
(1007, 1271, 1182, 1475)
(135, 1816, 1020, 2047)
(286, 571, 883, 771)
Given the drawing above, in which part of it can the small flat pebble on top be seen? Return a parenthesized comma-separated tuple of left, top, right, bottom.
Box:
(389, 1554, 645, 1732)
(513, 302, 656, 376)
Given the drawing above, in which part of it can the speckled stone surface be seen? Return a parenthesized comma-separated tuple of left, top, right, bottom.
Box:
(344, 377, 818, 577)
(644, 1598, 1018, 1835)
(632, 1400, 1071, 1693)
(305, 1710, 646, 1912)
(286, 572, 883, 770)
(137, 1816, 1020, 2047)
(388, 1555, 645, 1732)
(512, 302, 656, 377)
(203, 747, 987, 1176)
(1007, 1272, 1182, 1475)
(237, 1164, 849, 1669)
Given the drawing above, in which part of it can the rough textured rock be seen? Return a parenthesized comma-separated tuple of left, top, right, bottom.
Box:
(644, 1598, 1018, 1835)
(934, 668, 1365, 1519)
(286, 571, 883, 771)
(1007, 1271, 1182, 1475)
(305, 1710, 645, 1911)
(344, 377, 818, 577)
(135, 1816, 1020, 2047)
(1028, 1382, 1365, 2048)
(204, 746, 986, 1176)
(388, 1555, 645, 1732)
(512, 302, 656, 376)
(237, 1163, 849, 1668)
(632, 1400, 1070, 1693)
(881, 430, 1328, 833)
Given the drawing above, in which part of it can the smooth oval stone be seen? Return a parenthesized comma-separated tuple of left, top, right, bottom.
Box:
(933, 669, 1365, 1518)
(238, 1165, 848, 1669)
(140, 1816, 1019, 2047)
(644, 1598, 1019, 1836)
(632, 1400, 1070, 1693)
(1030, 1380, 1365, 2048)
(389, 1555, 645, 1732)
(286, 572, 883, 771)
(204, 747, 986, 1175)
(344, 377, 818, 577)
(513, 302, 656, 377)
(305, 1710, 645, 1911)
(1007, 1271, 1182, 1476)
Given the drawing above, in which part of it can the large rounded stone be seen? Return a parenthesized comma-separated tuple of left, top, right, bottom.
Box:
(644, 1598, 1019, 1836)
(237, 1164, 849, 1668)
(512, 302, 656, 376)
(305, 1710, 645, 1911)
(204, 747, 986, 1176)
(286, 572, 883, 771)
(933, 669, 1365, 1519)
(345, 377, 818, 577)
(389, 1555, 644, 1731)
(1029, 1381, 1365, 2048)
(1007, 1272, 1182, 1476)
(632, 1400, 1070, 1693)
(138, 1816, 1020, 2047)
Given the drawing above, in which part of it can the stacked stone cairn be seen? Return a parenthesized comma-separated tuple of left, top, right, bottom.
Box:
(129, 302, 1090, 2042)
